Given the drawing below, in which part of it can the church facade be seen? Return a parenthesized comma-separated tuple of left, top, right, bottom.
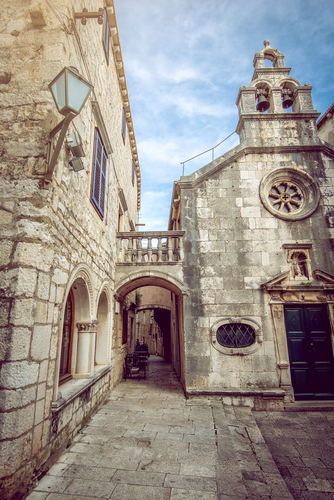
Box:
(170, 41, 334, 408)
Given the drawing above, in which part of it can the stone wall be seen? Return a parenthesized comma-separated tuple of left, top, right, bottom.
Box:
(180, 144, 334, 398)
(0, 1, 139, 498)
(177, 42, 334, 404)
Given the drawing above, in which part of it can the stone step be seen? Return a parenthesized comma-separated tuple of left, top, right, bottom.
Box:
(285, 400, 334, 412)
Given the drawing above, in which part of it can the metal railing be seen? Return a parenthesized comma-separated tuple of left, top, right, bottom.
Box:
(181, 131, 236, 175)
(117, 231, 185, 264)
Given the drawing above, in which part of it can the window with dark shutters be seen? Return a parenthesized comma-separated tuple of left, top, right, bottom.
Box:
(122, 107, 126, 144)
(91, 129, 107, 218)
(102, 9, 110, 66)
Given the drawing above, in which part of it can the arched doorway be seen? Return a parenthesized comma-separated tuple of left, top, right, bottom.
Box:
(115, 272, 188, 388)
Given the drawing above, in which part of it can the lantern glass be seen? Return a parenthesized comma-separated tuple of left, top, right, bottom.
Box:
(48, 67, 93, 116)
(67, 72, 92, 114)
(50, 71, 66, 113)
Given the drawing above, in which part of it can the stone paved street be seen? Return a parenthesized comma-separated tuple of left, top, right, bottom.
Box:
(255, 411, 334, 500)
(26, 357, 334, 500)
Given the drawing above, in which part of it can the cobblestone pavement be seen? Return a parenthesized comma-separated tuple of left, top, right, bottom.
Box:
(26, 357, 333, 500)
(255, 411, 334, 500)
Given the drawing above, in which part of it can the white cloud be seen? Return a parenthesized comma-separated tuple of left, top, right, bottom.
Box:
(115, 0, 334, 230)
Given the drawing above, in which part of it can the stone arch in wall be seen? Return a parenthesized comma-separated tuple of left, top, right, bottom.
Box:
(115, 270, 189, 387)
(96, 283, 112, 364)
(54, 264, 95, 397)
(115, 270, 189, 299)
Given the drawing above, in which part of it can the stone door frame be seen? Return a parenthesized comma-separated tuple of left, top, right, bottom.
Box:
(263, 270, 334, 402)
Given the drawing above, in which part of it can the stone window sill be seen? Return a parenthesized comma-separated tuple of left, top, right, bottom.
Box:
(52, 364, 111, 414)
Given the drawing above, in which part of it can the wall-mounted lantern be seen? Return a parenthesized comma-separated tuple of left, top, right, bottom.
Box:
(45, 67, 93, 183)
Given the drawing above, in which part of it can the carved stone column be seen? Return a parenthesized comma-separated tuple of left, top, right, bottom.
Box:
(236, 87, 257, 115)
(270, 304, 294, 402)
(269, 87, 283, 113)
(76, 320, 98, 377)
(293, 86, 314, 112)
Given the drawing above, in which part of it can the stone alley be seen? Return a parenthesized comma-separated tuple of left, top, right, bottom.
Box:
(26, 357, 334, 500)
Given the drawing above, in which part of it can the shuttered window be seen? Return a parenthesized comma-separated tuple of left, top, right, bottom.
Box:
(91, 129, 107, 218)
(102, 9, 110, 65)
(122, 107, 126, 144)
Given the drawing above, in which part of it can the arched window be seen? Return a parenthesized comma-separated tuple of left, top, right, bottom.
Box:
(59, 289, 74, 384)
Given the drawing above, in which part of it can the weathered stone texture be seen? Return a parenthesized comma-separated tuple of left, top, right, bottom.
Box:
(0, 1, 139, 498)
(178, 44, 334, 400)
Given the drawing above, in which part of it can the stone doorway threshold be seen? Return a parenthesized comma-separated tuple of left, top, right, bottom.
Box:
(285, 400, 334, 411)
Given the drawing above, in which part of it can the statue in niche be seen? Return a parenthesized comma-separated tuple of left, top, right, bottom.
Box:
(290, 251, 308, 281)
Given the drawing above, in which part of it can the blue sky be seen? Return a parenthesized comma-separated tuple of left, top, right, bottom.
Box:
(114, 0, 334, 231)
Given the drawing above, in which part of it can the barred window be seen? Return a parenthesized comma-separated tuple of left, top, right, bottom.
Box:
(216, 323, 255, 348)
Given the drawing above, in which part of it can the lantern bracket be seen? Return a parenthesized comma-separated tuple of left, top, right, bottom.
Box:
(45, 112, 76, 184)
(74, 8, 104, 25)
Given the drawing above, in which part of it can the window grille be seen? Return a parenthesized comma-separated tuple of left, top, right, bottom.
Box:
(102, 9, 110, 65)
(91, 129, 107, 218)
(216, 323, 255, 348)
(122, 107, 126, 144)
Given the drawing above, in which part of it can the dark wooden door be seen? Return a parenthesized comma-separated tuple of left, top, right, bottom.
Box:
(285, 305, 334, 400)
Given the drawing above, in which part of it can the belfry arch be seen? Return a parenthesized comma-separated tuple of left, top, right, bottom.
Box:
(114, 270, 188, 387)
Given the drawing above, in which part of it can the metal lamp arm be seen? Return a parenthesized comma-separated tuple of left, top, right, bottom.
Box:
(45, 112, 76, 184)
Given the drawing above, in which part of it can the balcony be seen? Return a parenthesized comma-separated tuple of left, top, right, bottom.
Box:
(116, 231, 185, 265)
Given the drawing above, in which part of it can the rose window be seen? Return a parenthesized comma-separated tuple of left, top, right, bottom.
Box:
(268, 182, 303, 214)
(260, 167, 320, 221)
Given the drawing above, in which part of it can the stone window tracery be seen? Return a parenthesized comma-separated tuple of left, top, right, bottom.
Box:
(260, 167, 320, 221)
(211, 317, 262, 356)
(268, 181, 303, 214)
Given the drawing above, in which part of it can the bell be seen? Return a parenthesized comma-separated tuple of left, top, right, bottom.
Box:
(282, 93, 294, 109)
(256, 95, 270, 112)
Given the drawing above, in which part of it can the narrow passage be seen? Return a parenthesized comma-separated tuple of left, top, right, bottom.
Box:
(27, 357, 301, 500)
(27, 357, 220, 500)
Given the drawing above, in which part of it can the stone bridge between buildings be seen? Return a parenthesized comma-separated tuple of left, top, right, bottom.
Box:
(115, 230, 189, 298)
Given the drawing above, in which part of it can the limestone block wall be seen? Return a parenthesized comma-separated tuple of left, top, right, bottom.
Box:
(0, 1, 139, 498)
(180, 147, 334, 393)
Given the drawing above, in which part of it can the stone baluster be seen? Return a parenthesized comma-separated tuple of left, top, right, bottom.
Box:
(179, 235, 184, 261)
(137, 237, 142, 263)
(157, 237, 162, 262)
(127, 237, 133, 263)
(147, 237, 152, 262)
(167, 236, 173, 261)
(117, 237, 123, 262)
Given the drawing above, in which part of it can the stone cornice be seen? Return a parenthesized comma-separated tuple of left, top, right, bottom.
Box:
(177, 143, 333, 190)
(105, 0, 141, 210)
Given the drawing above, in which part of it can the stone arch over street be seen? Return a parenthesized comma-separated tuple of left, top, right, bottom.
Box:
(114, 270, 188, 387)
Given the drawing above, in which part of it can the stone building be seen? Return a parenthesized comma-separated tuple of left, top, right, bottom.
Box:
(318, 102, 334, 147)
(133, 286, 180, 361)
(0, 1, 140, 498)
(169, 41, 334, 407)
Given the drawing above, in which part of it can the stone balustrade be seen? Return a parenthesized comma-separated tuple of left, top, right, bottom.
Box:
(117, 231, 185, 264)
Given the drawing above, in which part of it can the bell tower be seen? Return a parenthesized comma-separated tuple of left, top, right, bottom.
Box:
(235, 40, 321, 147)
